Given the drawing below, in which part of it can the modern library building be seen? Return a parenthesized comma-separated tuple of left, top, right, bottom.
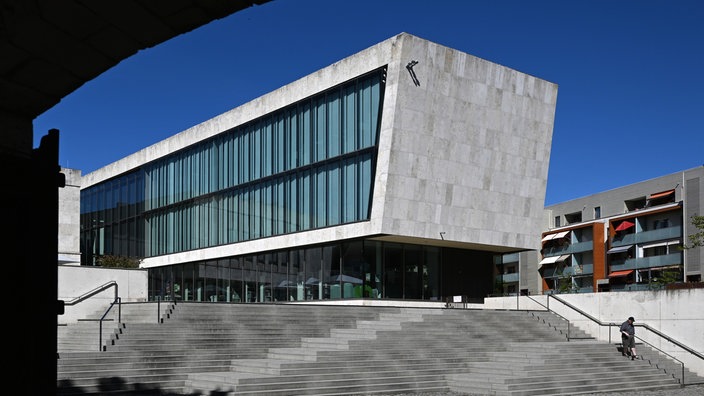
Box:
(77, 33, 559, 303)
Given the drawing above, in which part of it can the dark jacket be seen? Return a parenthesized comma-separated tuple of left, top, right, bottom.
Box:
(620, 320, 635, 337)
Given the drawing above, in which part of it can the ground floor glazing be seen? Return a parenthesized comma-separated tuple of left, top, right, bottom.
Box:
(148, 238, 497, 303)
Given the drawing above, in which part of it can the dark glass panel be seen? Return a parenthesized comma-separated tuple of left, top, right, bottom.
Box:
(256, 255, 272, 302)
(383, 243, 403, 299)
(423, 247, 441, 301)
(217, 259, 230, 303)
(151, 266, 164, 302)
(243, 256, 257, 302)
(289, 250, 303, 301)
(341, 241, 365, 298)
(404, 245, 422, 300)
(182, 263, 195, 301)
(305, 247, 322, 300)
(271, 251, 289, 302)
(173, 265, 183, 301)
(363, 240, 383, 299)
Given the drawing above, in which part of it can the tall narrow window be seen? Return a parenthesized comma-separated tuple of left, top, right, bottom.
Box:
(594, 206, 601, 219)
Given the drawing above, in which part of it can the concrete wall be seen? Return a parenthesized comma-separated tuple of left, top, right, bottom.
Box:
(58, 167, 81, 265)
(484, 289, 704, 376)
(58, 265, 148, 323)
(381, 34, 557, 251)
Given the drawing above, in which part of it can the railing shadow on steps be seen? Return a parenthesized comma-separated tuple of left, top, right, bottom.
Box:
(59, 280, 121, 353)
(156, 295, 178, 323)
(546, 293, 704, 386)
(523, 294, 575, 340)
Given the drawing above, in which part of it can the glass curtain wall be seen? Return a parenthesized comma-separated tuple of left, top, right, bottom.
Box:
(80, 171, 145, 265)
(142, 68, 383, 256)
(80, 67, 386, 265)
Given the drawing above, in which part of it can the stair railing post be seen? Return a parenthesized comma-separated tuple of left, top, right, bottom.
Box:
(609, 324, 612, 344)
(547, 293, 550, 311)
(157, 295, 161, 324)
(98, 320, 103, 352)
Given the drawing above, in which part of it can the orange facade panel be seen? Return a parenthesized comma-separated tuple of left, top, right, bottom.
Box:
(593, 222, 606, 291)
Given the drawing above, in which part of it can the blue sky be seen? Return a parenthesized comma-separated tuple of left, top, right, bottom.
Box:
(33, 0, 703, 206)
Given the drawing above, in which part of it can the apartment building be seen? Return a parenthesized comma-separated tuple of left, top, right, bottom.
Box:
(537, 166, 702, 294)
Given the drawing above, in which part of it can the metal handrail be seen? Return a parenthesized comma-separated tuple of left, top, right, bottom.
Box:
(64, 280, 119, 308)
(62, 281, 121, 352)
(547, 294, 702, 384)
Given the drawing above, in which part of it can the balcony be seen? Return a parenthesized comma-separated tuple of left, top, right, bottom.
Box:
(636, 226, 682, 244)
(611, 225, 682, 247)
(541, 263, 594, 282)
(568, 240, 594, 254)
(609, 252, 683, 272)
(502, 252, 519, 264)
(572, 264, 594, 275)
(542, 244, 570, 257)
(540, 266, 561, 278)
(496, 273, 519, 283)
(542, 240, 594, 257)
(563, 264, 594, 276)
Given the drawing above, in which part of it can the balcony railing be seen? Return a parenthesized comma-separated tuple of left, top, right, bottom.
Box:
(541, 267, 561, 278)
(541, 263, 594, 281)
(496, 272, 519, 283)
(542, 240, 594, 257)
(572, 264, 593, 275)
(611, 226, 682, 247)
(609, 252, 683, 272)
(542, 244, 571, 257)
(568, 240, 593, 254)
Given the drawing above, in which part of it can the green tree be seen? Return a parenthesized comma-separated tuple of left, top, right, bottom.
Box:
(649, 269, 681, 290)
(557, 273, 577, 294)
(684, 215, 704, 249)
(95, 255, 142, 269)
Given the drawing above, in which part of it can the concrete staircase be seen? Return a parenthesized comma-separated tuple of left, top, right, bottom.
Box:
(58, 300, 167, 353)
(57, 302, 698, 395)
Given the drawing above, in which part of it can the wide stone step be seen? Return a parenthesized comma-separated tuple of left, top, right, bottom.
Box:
(59, 362, 233, 380)
(227, 357, 469, 376)
(450, 374, 682, 396)
(185, 373, 449, 396)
